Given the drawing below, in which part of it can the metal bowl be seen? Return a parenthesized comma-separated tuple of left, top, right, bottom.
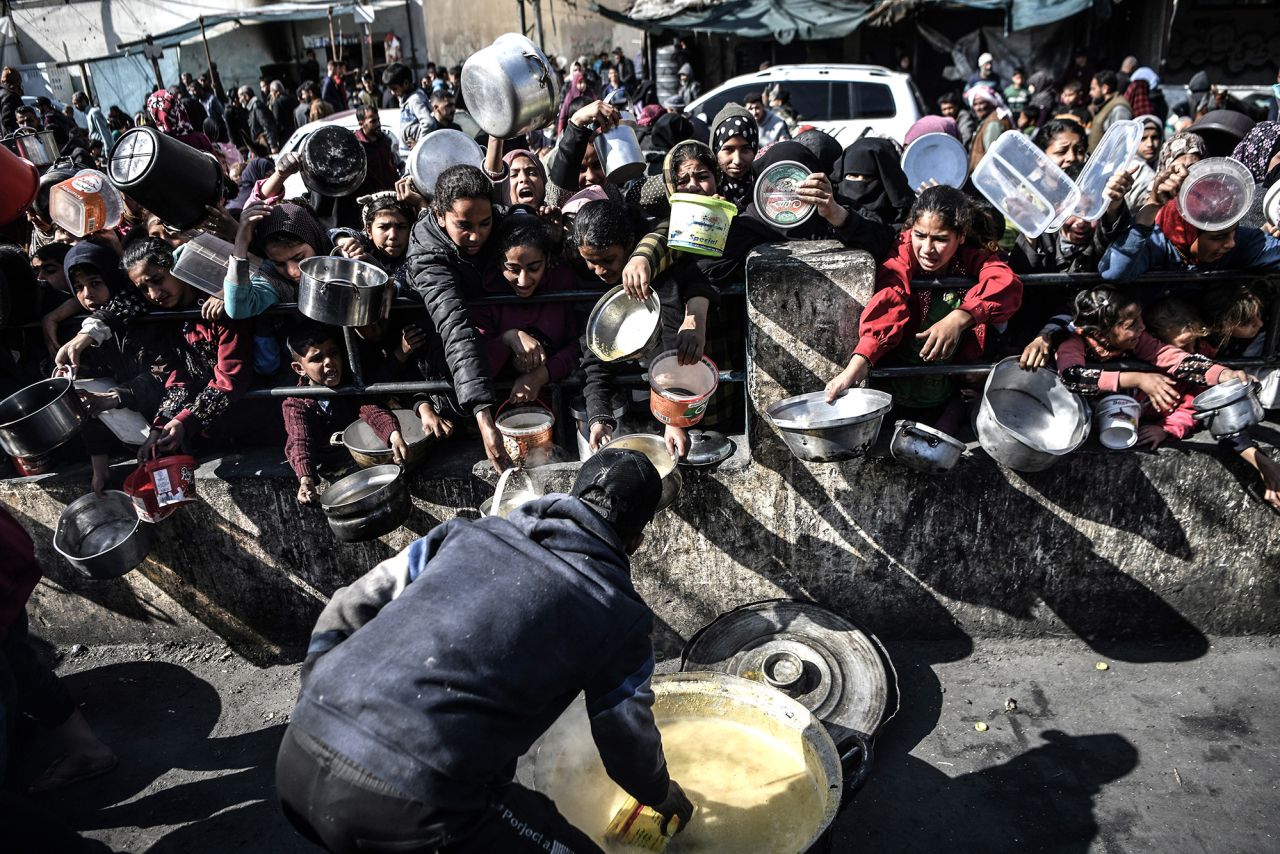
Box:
(889, 420, 965, 473)
(605, 433, 678, 478)
(332, 409, 432, 469)
(766, 389, 893, 462)
(53, 490, 151, 580)
(585, 285, 662, 362)
(407, 129, 484, 197)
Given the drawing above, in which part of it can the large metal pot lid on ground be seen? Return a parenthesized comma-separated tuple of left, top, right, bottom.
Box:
(681, 599, 897, 746)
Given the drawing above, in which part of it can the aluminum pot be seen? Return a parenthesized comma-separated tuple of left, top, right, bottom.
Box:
(53, 490, 151, 580)
(1193, 379, 1264, 438)
(297, 255, 389, 327)
(977, 357, 1089, 472)
(7, 128, 60, 168)
(766, 389, 893, 463)
(407, 129, 484, 197)
(331, 409, 432, 469)
(593, 116, 645, 185)
(320, 464, 409, 542)
(585, 285, 662, 362)
(461, 32, 561, 139)
(0, 370, 84, 457)
(299, 125, 367, 197)
(889, 420, 965, 473)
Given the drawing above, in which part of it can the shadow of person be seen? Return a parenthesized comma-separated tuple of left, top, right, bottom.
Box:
(835, 729, 1139, 853)
(18, 661, 288, 844)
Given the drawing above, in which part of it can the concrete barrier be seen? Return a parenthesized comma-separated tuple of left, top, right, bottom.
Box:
(6, 242, 1278, 662)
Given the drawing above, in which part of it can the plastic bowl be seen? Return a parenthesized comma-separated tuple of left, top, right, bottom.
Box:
(1177, 157, 1255, 232)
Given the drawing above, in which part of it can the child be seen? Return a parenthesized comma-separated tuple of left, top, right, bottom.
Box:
(1142, 297, 1280, 509)
(1199, 283, 1267, 358)
(470, 216, 580, 405)
(1054, 286, 1249, 412)
(826, 186, 1022, 427)
(1004, 66, 1029, 113)
(284, 325, 407, 505)
(227, 200, 330, 318)
(332, 192, 418, 291)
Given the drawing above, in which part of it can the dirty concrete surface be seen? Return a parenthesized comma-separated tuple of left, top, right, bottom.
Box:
(14, 636, 1279, 853)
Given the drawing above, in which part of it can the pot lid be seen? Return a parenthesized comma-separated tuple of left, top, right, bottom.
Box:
(681, 429, 734, 466)
(1177, 157, 1254, 231)
(754, 160, 815, 228)
(901, 132, 968, 190)
(681, 599, 895, 744)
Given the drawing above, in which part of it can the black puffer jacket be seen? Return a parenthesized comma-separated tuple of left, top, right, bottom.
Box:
(405, 209, 507, 414)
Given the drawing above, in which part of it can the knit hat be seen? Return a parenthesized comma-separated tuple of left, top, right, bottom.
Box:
(572, 448, 662, 539)
(977, 52, 993, 67)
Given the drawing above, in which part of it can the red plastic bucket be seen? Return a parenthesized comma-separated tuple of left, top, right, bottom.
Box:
(144, 452, 198, 507)
(648, 351, 719, 428)
(123, 464, 178, 523)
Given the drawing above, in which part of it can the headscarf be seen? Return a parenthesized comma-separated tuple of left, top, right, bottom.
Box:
(794, 128, 843, 177)
(1136, 115, 1164, 168)
(1026, 70, 1056, 95)
(835, 138, 916, 227)
(635, 104, 664, 127)
(710, 104, 759, 209)
(252, 202, 331, 258)
(501, 148, 548, 207)
(147, 89, 194, 136)
(561, 184, 612, 216)
(964, 85, 1011, 121)
(557, 71, 596, 134)
(904, 115, 962, 147)
(1155, 199, 1197, 262)
(649, 113, 695, 153)
(1158, 131, 1207, 173)
(1125, 80, 1153, 119)
(1130, 67, 1160, 89)
(1232, 121, 1280, 186)
(64, 241, 126, 297)
(230, 157, 275, 212)
(661, 140, 715, 197)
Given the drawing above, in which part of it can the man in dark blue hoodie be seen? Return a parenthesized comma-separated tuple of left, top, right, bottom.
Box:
(276, 449, 692, 853)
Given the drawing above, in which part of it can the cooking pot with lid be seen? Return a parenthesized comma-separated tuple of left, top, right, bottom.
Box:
(108, 127, 225, 230)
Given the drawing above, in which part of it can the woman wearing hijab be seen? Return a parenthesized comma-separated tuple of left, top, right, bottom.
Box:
(1157, 131, 1208, 174)
(1233, 121, 1280, 188)
(145, 88, 217, 155)
(500, 148, 549, 208)
(834, 138, 916, 229)
(1025, 70, 1059, 128)
(225, 201, 331, 318)
(557, 71, 596, 134)
(709, 104, 759, 210)
(903, 115, 963, 147)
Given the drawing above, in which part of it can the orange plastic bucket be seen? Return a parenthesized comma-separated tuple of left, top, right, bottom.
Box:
(496, 401, 556, 466)
(648, 351, 718, 428)
(123, 464, 178, 523)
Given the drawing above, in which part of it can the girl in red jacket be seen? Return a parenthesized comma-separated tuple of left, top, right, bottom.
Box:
(825, 185, 1022, 420)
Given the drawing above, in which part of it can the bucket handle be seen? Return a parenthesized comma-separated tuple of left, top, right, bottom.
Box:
(522, 51, 552, 90)
(492, 466, 535, 511)
(495, 398, 553, 423)
(330, 431, 345, 448)
(837, 732, 874, 807)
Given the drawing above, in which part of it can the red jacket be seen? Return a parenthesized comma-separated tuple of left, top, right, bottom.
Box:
(154, 318, 253, 433)
(853, 231, 1022, 365)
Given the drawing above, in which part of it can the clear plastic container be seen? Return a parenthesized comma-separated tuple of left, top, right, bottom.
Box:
(1072, 119, 1143, 221)
(971, 131, 1081, 238)
(1178, 156, 1255, 232)
(172, 232, 237, 297)
(48, 169, 124, 237)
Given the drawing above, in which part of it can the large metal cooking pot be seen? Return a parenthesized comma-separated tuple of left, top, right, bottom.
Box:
(297, 255, 388, 327)
(320, 464, 409, 542)
(585, 285, 662, 363)
(331, 409, 432, 469)
(108, 127, 224, 230)
(1192, 379, 1264, 438)
(53, 490, 151, 580)
(407, 129, 484, 197)
(977, 357, 1089, 472)
(299, 125, 368, 197)
(6, 128, 60, 168)
(0, 369, 85, 457)
(766, 389, 893, 463)
(593, 115, 645, 185)
(527, 673, 850, 853)
(889, 420, 965, 473)
(461, 32, 561, 139)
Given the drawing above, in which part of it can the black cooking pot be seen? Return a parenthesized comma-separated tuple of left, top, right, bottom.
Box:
(299, 125, 367, 197)
(107, 127, 224, 230)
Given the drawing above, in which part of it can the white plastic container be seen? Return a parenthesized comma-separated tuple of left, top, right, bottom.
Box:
(1094, 394, 1141, 450)
(667, 192, 737, 256)
(1073, 120, 1143, 221)
(972, 131, 1081, 238)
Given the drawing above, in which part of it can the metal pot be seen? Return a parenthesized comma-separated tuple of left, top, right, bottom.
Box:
(53, 490, 151, 580)
(1193, 379, 1264, 438)
(592, 115, 645, 185)
(0, 370, 85, 457)
(585, 285, 662, 362)
(407, 129, 484, 197)
(297, 255, 388, 327)
(461, 32, 561, 139)
(977, 357, 1089, 472)
(7, 128, 60, 168)
(331, 409, 432, 469)
(108, 127, 224, 230)
(766, 389, 893, 463)
(1258, 368, 1280, 410)
(320, 464, 409, 542)
(527, 673, 849, 853)
(299, 125, 368, 197)
(889, 420, 965, 473)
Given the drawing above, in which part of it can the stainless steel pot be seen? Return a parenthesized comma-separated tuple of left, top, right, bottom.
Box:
(297, 256, 389, 327)
(585, 285, 662, 362)
(407, 129, 484, 197)
(592, 116, 645, 185)
(53, 490, 151, 580)
(889, 420, 965, 473)
(9, 128, 60, 168)
(320, 464, 409, 542)
(299, 125, 367, 197)
(461, 32, 561, 139)
(331, 409, 432, 469)
(0, 370, 85, 457)
(977, 357, 1089, 472)
(766, 389, 893, 463)
(1193, 379, 1264, 438)
(656, 464, 682, 514)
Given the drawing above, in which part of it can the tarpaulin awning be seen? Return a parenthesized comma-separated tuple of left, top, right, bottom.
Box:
(591, 0, 1093, 41)
(116, 1, 404, 51)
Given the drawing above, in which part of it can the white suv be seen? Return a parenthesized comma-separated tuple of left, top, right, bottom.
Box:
(686, 64, 926, 146)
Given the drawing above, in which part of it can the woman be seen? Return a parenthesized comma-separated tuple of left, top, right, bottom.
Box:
(145, 88, 216, 155)
(903, 115, 963, 148)
(557, 71, 595, 134)
(501, 148, 548, 209)
(834, 137, 916, 229)
(1032, 118, 1088, 177)
(0, 66, 23, 134)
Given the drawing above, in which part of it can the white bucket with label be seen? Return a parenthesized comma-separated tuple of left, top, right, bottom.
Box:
(1095, 394, 1141, 450)
(667, 192, 737, 257)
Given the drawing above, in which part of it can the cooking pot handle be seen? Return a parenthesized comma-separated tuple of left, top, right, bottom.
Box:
(838, 732, 874, 806)
(1192, 410, 1213, 422)
(523, 51, 552, 90)
(330, 431, 344, 448)
(52, 364, 77, 382)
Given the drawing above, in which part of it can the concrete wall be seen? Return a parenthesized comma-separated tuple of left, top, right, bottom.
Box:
(6, 242, 1279, 663)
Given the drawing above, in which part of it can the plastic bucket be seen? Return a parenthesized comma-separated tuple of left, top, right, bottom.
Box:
(496, 401, 556, 466)
(123, 465, 179, 523)
(1094, 394, 1141, 450)
(667, 193, 737, 257)
(570, 397, 627, 462)
(49, 169, 123, 237)
(144, 452, 198, 507)
(648, 351, 718, 428)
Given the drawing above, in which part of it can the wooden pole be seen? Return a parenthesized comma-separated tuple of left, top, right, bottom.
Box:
(78, 61, 93, 103)
(327, 7, 338, 63)
(362, 23, 373, 75)
(531, 0, 545, 49)
(198, 15, 215, 91)
(517, 0, 527, 38)
(145, 35, 164, 90)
